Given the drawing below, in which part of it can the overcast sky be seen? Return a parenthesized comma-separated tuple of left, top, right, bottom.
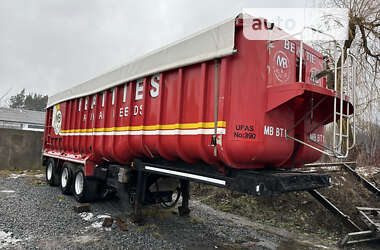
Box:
(0, 0, 317, 105)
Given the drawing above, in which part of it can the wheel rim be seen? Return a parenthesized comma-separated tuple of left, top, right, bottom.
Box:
(47, 163, 53, 181)
(161, 187, 181, 208)
(61, 168, 69, 188)
(75, 172, 84, 195)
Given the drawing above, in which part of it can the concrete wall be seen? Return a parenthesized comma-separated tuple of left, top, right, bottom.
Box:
(0, 128, 43, 170)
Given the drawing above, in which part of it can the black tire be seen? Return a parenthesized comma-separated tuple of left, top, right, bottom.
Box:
(60, 163, 73, 195)
(160, 187, 181, 209)
(73, 169, 98, 203)
(45, 158, 60, 186)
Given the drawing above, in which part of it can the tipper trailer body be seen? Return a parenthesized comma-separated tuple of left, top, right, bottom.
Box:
(42, 15, 354, 217)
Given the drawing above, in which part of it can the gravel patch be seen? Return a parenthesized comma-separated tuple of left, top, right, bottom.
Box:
(0, 173, 361, 249)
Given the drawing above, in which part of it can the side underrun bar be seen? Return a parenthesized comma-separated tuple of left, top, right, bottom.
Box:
(133, 159, 331, 196)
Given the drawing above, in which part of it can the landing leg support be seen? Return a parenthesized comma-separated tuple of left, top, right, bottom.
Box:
(132, 170, 147, 223)
(178, 179, 190, 216)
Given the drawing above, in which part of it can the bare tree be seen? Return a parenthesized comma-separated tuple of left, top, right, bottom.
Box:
(315, 0, 380, 159)
(0, 88, 12, 107)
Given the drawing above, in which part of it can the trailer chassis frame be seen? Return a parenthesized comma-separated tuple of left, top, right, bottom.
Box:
(129, 158, 331, 221)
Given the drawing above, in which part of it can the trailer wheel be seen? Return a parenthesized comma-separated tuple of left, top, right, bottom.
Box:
(46, 158, 59, 186)
(73, 169, 98, 203)
(160, 187, 181, 209)
(60, 163, 73, 195)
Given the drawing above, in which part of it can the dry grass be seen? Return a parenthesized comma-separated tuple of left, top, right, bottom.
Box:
(0, 169, 43, 177)
(0, 170, 14, 178)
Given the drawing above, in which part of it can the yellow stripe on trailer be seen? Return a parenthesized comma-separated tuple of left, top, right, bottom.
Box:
(60, 121, 226, 134)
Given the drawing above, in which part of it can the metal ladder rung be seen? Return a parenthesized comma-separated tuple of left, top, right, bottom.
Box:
(335, 134, 349, 138)
(284, 36, 356, 159)
(335, 112, 350, 118)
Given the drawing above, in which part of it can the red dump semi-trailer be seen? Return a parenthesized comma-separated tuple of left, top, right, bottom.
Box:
(42, 15, 353, 218)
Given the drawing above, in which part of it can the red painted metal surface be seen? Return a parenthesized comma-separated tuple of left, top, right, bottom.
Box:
(43, 18, 352, 175)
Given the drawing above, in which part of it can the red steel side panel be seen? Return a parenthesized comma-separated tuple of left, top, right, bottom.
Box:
(43, 18, 351, 174)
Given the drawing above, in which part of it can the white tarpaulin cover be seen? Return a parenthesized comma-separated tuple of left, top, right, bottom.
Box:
(47, 17, 237, 108)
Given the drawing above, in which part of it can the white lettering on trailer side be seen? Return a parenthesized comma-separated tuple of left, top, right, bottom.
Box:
(264, 125, 286, 137)
(135, 80, 144, 100)
(123, 84, 127, 103)
(124, 106, 129, 117)
(118, 106, 129, 117)
(150, 74, 160, 98)
(305, 51, 315, 64)
(309, 133, 325, 143)
(283, 40, 315, 64)
(102, 92, 105, 107)
(264, 125, 273, 136)
(75, 73, 161, 114)
(98, 112, 103, 120)
(273, 50, 290, 82)
(276, 55, 288, 69)
(85, 97, 88, 110)
(284, 40, 290, 50)
(91, 95, 96, 109)
(276, 127, 285, 137)
(283, 40, 295, 54)
(112, 88, 115, 105)
(133, 105, 143, 116)
(290, 42, 295, 54)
